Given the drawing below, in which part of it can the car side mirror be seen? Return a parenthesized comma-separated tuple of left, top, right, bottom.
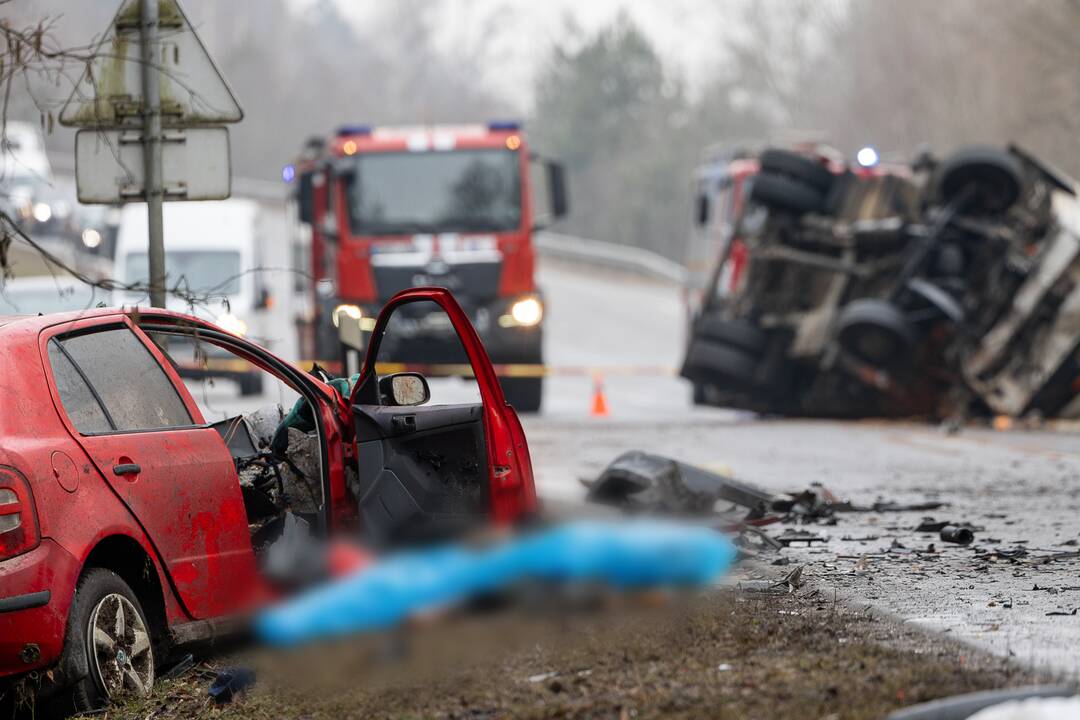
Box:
(546, 161, 568, 218)
(379, 372, 431, 407)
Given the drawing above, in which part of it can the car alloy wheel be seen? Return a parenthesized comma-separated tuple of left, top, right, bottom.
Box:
(87, 593, 154, 697)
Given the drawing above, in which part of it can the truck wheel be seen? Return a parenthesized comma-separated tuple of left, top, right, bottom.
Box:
(694, 316, 768, 354)
(835, 299, 917, 369)
(749, 173, 825, 215)
(759, 148, 834, 192)
(681, 338, 760, 385)
(53, 569, 155, 714)
(934, 145, 1023, 214)
(501, 377, 543, 413)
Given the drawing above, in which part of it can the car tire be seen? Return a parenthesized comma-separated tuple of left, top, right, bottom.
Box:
(934, 145, 1023, 214)
(748, 173, 826, 215)
(681, 338, 760, 386)
(52, 569, 155, 715)
(694, 316, 768, 354)
(835, 299, 917, 370)
(759, 148, 834, 192)
(501, 376, 543, 413)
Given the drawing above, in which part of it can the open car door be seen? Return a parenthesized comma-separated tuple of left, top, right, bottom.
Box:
(349, 287, 537, 542)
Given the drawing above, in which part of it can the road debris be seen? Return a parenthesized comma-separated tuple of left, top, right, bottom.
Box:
(939, 525, 975, 545)
(208, 667, 256, 704)
(582, 451, 774, 514)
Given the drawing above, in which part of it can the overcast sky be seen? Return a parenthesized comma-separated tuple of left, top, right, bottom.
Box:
(292, 0, 723, 109)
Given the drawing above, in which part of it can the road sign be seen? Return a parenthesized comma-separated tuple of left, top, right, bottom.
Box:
(59, 0, 242, 129)
(59, 0, 243, 308)
(74, 127, 230, 203)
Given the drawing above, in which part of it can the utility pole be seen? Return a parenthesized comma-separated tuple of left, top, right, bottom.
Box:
(140, 0, 166, 307)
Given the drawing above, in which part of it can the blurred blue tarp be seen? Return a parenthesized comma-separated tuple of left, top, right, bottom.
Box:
(256, 520, 737, 645)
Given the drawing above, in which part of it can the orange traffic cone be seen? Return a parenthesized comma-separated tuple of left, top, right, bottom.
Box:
(591, 374, 610, 417)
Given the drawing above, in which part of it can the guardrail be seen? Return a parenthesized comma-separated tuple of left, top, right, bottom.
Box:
(535, 231, 687, 285)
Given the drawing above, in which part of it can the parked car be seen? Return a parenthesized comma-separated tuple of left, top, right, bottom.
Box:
(681, 143, 1080, 420)
(0, 287, 536, 714)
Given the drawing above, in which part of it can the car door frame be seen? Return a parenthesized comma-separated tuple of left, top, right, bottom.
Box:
(350, 287, 537, 523)
(133, 313, 356, 533)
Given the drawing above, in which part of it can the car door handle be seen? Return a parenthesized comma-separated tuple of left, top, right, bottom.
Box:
(390, 415, 417, 434)
(113, 463, 141, 476)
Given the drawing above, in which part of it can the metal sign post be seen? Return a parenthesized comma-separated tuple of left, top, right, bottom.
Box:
(140, 0, 166, 307)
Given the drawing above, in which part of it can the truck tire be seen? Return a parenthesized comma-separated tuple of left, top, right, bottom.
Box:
(749, 173, 825, 215)
(934, 145, 1023, 214)
(694, 316, 768, 354)
(681, 338, 760, 386)
(835, 299, 917, 370)
(759, 148, 834, 192)
(501, 376, 542, 413)
(51, 569, 155, 715)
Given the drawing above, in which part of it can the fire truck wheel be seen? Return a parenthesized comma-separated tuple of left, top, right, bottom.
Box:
(759, 148, 834, 192)
(681, 338, 760, 386)
(934, 145, 1023, 215)
(501, 377, 542, 413)
(749, 173, 825, 215)
(835, 299, 917, 369)
(694, 315, 768, 354)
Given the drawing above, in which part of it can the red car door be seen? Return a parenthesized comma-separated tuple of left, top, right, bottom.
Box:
(348, 287, 537, 541)
(41, 318, 259, 619)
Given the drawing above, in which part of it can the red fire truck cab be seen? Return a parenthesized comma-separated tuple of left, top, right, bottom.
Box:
(291, 122, 567, 412)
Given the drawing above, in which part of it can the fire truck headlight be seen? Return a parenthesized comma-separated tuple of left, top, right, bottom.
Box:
(81, 228, 103, 248)
(332, 303, 362, 328)
(856, 146, 880, 168)
(508, 297, 543, 327)
(216, 312, 248, 337)
(32, 202, 52, 223)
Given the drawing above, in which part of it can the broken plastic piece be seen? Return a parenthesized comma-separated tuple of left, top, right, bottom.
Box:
(208, 667, 256, 704)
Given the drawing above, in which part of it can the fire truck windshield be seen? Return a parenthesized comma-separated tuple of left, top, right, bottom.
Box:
(345, 149, 521, 235)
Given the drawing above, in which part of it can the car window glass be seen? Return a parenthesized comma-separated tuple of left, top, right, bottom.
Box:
(47, 340, 112, 433)
(58, 327, 192, 431)
(375, 300, 481, 406)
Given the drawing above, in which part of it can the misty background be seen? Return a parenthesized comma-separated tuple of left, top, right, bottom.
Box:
(8, 0, 1080, 262)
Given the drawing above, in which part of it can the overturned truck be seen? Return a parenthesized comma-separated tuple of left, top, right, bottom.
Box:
(682, 143, 1080, 419)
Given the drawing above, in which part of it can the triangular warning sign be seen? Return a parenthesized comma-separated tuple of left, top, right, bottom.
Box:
(60, 0, 242, 128)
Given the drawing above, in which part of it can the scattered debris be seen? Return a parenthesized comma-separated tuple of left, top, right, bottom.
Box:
(774, 530, 828, 546)
(940, 525, 975, 545)
(582, 451, 774, 515)
(208, 667, 256, 704)
(159, 653, 196, 681)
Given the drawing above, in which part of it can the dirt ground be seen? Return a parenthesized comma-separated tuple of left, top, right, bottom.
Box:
(106, 582, 1045, 720)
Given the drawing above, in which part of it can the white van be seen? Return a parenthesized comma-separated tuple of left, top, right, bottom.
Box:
(114, 199, 271, 394)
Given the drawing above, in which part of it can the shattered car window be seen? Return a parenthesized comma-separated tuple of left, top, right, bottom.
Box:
(47, 340, 113, 433)
(54, 328, 192, 432)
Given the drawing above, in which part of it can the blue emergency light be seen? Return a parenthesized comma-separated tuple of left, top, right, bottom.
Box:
(488, 120, 521, 132)
(281, 164, 296, 183)
(336, 125, 372, 137)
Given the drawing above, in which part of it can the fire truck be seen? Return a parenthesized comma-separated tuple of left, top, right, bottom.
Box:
(290, 122, 567, 412)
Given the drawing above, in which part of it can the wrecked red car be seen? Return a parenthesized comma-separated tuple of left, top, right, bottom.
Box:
(0, 286, 536, 713)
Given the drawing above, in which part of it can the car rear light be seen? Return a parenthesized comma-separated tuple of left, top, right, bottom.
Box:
(0, 466, 39, 561)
